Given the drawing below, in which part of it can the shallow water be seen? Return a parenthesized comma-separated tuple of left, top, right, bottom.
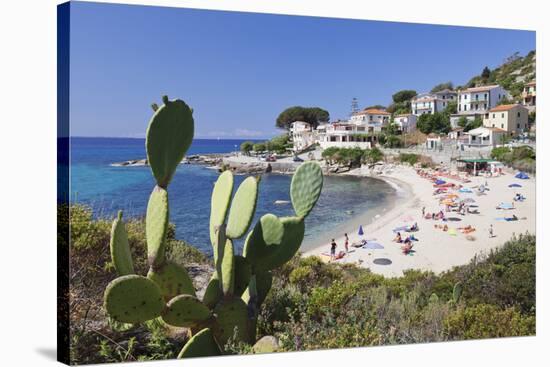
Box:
(70, 137, 398, 256)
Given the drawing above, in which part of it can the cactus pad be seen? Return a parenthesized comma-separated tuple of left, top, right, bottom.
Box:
(147, 261, 195, 301)
(453, 282, 463, 303)
(177, 328, 221, 359)
(162, 294, 211, 327)
(290, 162, 323, 217)
(225, 176, 258, 239)
(202, 274, 222, 309)
(213, 297, 250, 345)
(109, 211, 134, 276)
(233, 256, 252, 297)
(242, 271, 272, 307)
(244, 215, 305, 272)
(209, 171, 234, 253)
(104, 275, 164, 324)
(217, 237, 235, 296)
(145, 97, 194, 188)
(146, 186, 169, 268)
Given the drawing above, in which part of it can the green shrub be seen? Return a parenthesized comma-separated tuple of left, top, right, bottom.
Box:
(445, 304, 535, 339)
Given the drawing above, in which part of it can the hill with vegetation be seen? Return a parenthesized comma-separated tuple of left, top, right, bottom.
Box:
(66, 204, 535, 364)
(458, 50, 536, 99)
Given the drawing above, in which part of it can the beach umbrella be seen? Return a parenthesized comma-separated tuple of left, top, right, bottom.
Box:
(458, 187, 473, 193)
(363, 241, 384, 250)
(358, 225, 364, 236)
(462, 198, 476, 203)
(515, 172, 529, 179)
(508, 183, 522, 188)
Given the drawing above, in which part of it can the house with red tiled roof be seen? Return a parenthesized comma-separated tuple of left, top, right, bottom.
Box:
(349, 107, 391, 134)
(483, 104, 529, 135)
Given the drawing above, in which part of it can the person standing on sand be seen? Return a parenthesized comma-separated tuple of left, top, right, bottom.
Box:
(422, 207, 426, 217)
(344, 233, 349, 253)
(330, 239, 337, 261)
(489, 224, 494, 238)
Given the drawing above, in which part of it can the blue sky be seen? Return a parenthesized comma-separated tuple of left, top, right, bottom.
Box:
(68, 1, 535, 138)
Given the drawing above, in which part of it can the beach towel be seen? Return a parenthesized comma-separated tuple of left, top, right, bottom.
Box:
(392, 226, 409, 233)
(362, 241, 384, 250)
(458, 188, 473, 193)
(497, 202, 514, 210)
(448, 228, 457, 236)
(495, 217, 507, 221)
(435, 179, 446, 185)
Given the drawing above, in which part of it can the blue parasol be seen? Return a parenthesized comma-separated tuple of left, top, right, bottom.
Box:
(358, 225, 364, 236)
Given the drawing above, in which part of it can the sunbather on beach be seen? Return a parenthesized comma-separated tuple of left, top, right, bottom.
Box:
(401, 242, 413, 254)
(344, 233, 349, 253)
(394, 232, 402, 243)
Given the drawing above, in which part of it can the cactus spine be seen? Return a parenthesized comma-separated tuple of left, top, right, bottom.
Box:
(103, 96, 323, 359)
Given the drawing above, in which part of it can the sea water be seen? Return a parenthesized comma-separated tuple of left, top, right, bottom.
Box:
(70, 137, 398, 256)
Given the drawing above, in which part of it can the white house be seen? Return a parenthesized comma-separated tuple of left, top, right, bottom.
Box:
(457, 85, 509, 117)
(483, 104, 529, 135)
(466, 126, 507, 147)
(316, 122, 372, 150)
(393, 113, 417, 133)
(289, 121, 315, 152)
(411, 90, 457, 116)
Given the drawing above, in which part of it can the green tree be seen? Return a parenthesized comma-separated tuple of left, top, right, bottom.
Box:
(417, 112, 451, 134)
(363, 147, 384, 165)
(430, 81, 454, 93)
(252, 142, 266, 152)
(463, 116, 483, 132)
(364, 104, 386, 110)
(240, 141, 254, 155)
(444, 101, 458, 115)
(276, 106, 330, 130)
(392, 90, 417, 104)
(481, 66, 491, 80)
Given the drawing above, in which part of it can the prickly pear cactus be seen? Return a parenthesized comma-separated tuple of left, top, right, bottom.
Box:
(109, 211, 134, 276)
(213, 297, 250, 345)
(147, 261, 196, 301)
(146, 186, 169, 268)
(209, 170, 233, 255)
(177, 328, 221, 358)
(103, 97, 324, 359)
(104, 275, 164, 324)
(225, 176, 258, 239)
(452, 281, 463, 304)
(146, 96, 194, 188)
(290, 161, 323, 217)
(162, 294, 211, 327)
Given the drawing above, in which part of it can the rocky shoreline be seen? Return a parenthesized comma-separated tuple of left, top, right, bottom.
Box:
(111, 153, 394, 176)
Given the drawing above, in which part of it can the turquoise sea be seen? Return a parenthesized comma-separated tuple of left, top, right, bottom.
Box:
(70, 137, 399, 256)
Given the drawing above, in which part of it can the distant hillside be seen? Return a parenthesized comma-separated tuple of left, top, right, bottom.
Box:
(459, 50, 536, 99)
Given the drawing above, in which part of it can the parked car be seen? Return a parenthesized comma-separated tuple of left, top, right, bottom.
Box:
(266, 155, 277, 162)
(292, 155, 304, 162)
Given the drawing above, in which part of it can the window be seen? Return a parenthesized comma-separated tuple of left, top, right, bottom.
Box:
(517, 112, 520, 117)
(501, 113, 504, 118)
(369, 116, 373, 121)
(517, 123, 520, 129)
(501, 124, 504, 129)
(493, 113, 495, 118)
(492, 124, 495, 127)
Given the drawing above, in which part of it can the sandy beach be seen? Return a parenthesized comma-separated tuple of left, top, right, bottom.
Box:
(303, 164, 536, 277)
